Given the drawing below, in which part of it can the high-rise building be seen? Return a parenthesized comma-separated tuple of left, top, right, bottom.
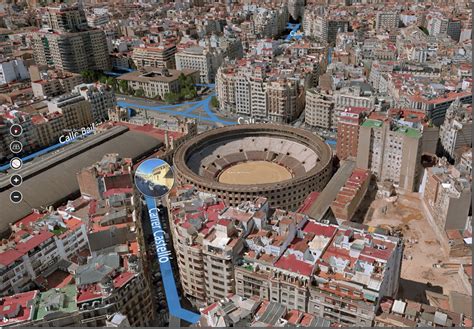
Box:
(303, 9, 349, 44)
(175, 46, 222, 84)
(439, 99, 472, 162)
(132, 44, 177, 69)
(41, 4, 88, 32)
(336, 107, 367, 161)
(32, 30, 111, 73)
(0, 58, 29, 84)
(47, 93, 93, 130)
(427, 14, 462, 42)
(356, 118, 422, 192)
(304, 89, 334, 129)
(168, 186, 250, 306)
(288, 0, 305, 21)
(216, 64, 304, 123)
(375, 11, 400, 31)
(33, 4, 110, 73)
(73, 83, 116, 122)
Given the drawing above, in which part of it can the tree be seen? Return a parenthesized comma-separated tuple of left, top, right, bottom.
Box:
(80, 70, 95, 83)
(118, 80, 129, 94)
(135, 88, 145, 97)
(164, 92, 179, 104)
(210, 96, 219, 108)
(99, 75, 108, 84)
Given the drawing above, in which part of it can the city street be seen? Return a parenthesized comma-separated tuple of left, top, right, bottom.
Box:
(117, 84, 237, 127)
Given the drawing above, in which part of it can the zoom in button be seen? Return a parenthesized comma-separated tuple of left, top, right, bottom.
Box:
(10, 174, 22, 187)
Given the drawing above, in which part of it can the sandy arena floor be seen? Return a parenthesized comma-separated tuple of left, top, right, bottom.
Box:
(218, 161, 292, 185)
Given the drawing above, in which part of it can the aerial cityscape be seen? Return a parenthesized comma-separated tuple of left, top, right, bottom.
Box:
(0, 0, 471, 327)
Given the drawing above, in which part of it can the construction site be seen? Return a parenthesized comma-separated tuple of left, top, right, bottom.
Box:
(363, 192, 471, 303)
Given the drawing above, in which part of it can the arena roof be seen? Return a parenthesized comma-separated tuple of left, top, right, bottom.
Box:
(0, 130, 162, 236)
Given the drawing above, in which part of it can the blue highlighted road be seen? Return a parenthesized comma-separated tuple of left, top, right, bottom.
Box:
(0, 85, 234, 172)
(285, 23, 302, 41)
(0, 131, 93, 172)
(145, 196, 201, 324)
(117, 85, 236, 126)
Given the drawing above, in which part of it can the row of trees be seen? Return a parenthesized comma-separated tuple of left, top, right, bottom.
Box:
(163, 74, 198, 104)
(80, 70, 144, 96)
(81, 71, 204, 102)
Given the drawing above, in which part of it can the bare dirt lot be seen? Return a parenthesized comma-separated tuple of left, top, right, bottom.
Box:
(364, 192, 469, 302)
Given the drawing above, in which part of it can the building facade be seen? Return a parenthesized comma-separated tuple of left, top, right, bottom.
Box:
(356, 118, 422, 192)
(304, 89, 334, 129)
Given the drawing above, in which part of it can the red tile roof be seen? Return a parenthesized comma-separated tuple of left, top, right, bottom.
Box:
(274, 254, 313, 276)
(0, 290, 38, 326)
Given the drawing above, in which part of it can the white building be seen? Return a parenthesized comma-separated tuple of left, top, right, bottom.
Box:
(73, 83, 116, 122)
(0, 58, 29, 84)
(175, 46, 223, 84)
(439, 99, 472, 161)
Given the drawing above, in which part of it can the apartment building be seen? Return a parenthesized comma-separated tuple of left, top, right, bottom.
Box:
(116, 67, 199, 99)
(47, 93, 93, 130)
(76, 153, 133, 200)
(267, 79, 300, 123)
(175, 46, 222, 84)
(303, 9, 349, 44)
(439, 99, 472, 161)
(253, 6, 288, 38)
(421, 165, 471, 235)
(216, 63, 304, 123)
(167, 186, 252, 306)
(427, 14, 462, 42)
(376, 11, 400, 31)
(32, 29, 111, 73)
(31, 67, 83, 98)
(0, 210, 88, 296)
(235, 208, 402, 326)
(356, 118, 422, 192)
(215, 66, 236, 113)
(41, 4, 88, 32)
(73, 83, 116, 122)
(33, 5, 110, 73)
(199, 294, 334, 327)
(0, 153, 154, 327)
(304, 89, 334, 129)
(409, 91, 472, 126)
(0, 58, 29, 85)
(132, 44, 177, 69)
(168, 186, 403, 325)
(333, 83, 376, 129)
(288, 0, 305, 21)
(336, 107, 368, 161)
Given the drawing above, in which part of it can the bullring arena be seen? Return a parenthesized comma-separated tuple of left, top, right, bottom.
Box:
(173, 124, 333, 210)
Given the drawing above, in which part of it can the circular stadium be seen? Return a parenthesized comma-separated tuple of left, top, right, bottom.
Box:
(173, 124, 333, 210)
